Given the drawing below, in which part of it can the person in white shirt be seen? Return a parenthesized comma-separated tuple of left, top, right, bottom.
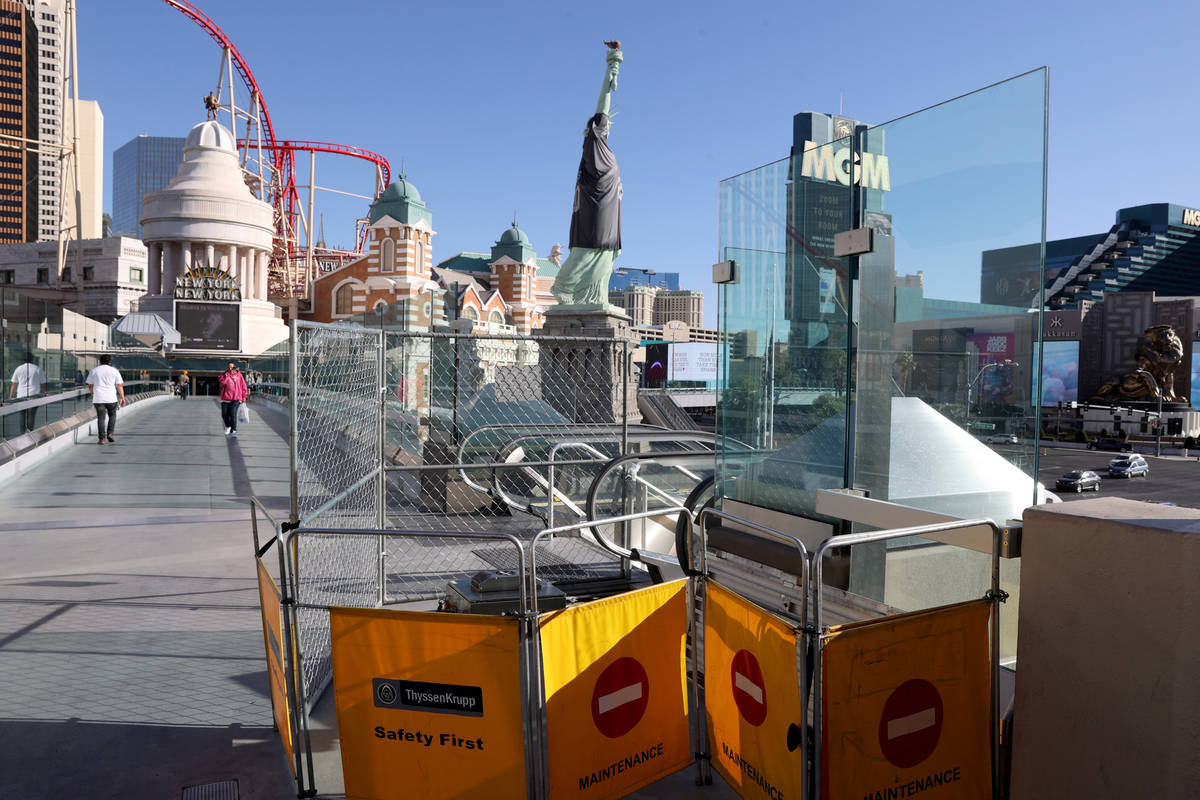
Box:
(9, 353, 47, 431)
(86, 354, 125, 445)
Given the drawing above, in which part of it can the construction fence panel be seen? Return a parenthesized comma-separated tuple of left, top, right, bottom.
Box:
(290, 321, 384, 705)
(380, 330, 639, 601)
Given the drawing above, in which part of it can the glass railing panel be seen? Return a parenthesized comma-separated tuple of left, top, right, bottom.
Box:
(852, 69, 1047, 523)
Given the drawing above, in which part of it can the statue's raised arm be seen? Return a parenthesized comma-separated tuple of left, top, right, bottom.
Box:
(597, 41, 622, 116)
(550, 43, 625, 309)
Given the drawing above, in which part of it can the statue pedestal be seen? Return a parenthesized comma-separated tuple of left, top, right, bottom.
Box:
(538, 306, 641, 424)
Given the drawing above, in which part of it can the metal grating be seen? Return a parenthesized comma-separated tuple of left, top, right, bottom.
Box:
(181, 780, 238, 800)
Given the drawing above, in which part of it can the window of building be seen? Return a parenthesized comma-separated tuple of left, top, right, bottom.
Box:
(129, 267, 143, 283)
(489, 310, 505, 326)
(36, 267, 47, 283)
(380, 238, 394, 272)
(0, 270, 13, 284)
(415, 240, 425, 269)
(82, 266, 93, 281)
(463, 306, 478, 321)
(334, 283, 354, 315)
(62, 267, 71, 282)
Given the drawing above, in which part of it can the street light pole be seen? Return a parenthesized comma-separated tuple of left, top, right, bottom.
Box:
(967, 359, 1019, 430)
(1135, 368, 1163, 457)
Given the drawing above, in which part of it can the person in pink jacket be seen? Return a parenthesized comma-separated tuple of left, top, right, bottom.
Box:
(218, 361, 250, 438)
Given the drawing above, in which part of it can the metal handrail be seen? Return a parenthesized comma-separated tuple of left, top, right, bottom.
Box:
(0, 379, 160, 415)
(527, 505, 690, 615)
(584, 450, 721, 541)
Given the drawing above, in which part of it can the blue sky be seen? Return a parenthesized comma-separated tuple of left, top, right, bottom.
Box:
(81, 0, 1200, 325)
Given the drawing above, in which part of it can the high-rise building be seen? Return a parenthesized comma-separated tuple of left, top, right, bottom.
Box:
(609, 266, 679, 291)
(112, 135, 185, 237)
(653, 289, 704, 328)
(28, 0, 64, 243)
(62, 98, 101, 238)
(0, 1, 35, 243)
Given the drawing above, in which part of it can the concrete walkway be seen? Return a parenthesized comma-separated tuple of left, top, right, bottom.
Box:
(0, 396, 736, 799)
(0, 396, 295, 799)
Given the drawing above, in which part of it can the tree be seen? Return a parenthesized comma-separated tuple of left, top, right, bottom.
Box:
(893, 350, 916, 395)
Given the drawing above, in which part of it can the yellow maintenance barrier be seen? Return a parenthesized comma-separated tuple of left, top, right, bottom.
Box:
(821, 599, 992, 800)
(254, 558, 294, 777)
(539, 579, 693, 799)
(705, 580, 805, 800)
(329, 607, 528, 800)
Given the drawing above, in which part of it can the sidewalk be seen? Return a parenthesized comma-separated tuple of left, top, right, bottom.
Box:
(0, 397, 295, 799)
(0, 395, 737, 799)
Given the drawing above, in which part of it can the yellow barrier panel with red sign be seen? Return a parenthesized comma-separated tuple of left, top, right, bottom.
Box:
(329, 607, 527, 800)
(539, 579, 692, 799)
(255, 558, 294, 776)
(705, 580, 805, 800)
(821, 599, 992, 800)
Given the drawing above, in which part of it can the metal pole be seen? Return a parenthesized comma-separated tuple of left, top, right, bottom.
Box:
(67, 1, 84, 317)
(306, 150, 316, 290)
(1156, 391, 1163, 457)
(289, 321, 300, 525)
(377, 330, 386, 607)
(991, 527, 1003, 800)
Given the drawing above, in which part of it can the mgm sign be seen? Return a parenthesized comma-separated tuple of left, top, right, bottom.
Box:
(174, 264, 242, 302)
(799, 140, 891, 191)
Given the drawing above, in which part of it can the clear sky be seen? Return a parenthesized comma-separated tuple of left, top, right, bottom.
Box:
(80, 0, 1200, 325)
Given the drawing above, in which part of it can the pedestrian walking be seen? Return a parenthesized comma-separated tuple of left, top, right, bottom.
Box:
(9, 352, 46, 431)
(86, 354, 125, 445)
(218, 361, 249, 439)
(177, 371, 190, 399)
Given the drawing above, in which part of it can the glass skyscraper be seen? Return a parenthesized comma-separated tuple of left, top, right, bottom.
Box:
(112, 135, 185, 237)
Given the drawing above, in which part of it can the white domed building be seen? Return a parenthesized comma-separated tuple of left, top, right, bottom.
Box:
(137, 120, 286, 354)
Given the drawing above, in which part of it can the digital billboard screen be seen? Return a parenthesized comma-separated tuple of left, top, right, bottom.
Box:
(670, 342, 718, 382)
(1191, 351, 1200, 408)
(175, 301, 240, 351)
(1036, 340, 1079, 405)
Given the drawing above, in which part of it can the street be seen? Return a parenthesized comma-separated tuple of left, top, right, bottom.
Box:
(1037, 446, 1198, 508)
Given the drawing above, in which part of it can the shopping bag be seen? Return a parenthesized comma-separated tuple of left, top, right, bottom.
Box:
(237, 404, 250, 424)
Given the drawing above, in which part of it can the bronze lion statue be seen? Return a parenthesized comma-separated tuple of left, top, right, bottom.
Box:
(1089, 325, 1185, 402)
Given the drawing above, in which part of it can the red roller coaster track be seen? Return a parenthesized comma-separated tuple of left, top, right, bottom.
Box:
(161, 0, 391, 293)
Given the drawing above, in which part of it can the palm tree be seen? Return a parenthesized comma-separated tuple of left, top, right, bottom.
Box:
(894, 350, 916, 396)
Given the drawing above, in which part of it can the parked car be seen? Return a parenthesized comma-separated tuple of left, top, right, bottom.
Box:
(1087, 438, 1132, 452)
(1056, 470, 1102, 493)
(1108, 454, 1149, 478)
(985, 433, 1019, 445)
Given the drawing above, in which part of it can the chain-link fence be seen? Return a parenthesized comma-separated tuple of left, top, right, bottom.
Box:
(290, 321, 384, 704)
(286, 323, 709, 616)
(378, 330, 650, 600)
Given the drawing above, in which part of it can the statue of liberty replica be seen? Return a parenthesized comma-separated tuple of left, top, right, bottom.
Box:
(551, 41, 624, 308)
(541, 42, 640, 424)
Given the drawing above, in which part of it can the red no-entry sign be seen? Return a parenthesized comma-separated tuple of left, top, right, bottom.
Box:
(730, 649, 768, 726)
(591, 657, 649, 738)
(878, 678, 944, 768)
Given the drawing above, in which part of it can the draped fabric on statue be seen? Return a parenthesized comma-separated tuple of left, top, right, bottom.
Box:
(550, 248, 620, 305)
(569, 113, 622, 251)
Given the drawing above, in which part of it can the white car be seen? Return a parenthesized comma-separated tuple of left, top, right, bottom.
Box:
(984, 433, 1019, 445)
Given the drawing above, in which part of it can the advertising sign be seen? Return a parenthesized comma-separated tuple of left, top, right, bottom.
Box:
(1191, 351, 1200, 409)
(705, 581, 805, 800)
(645, 343, 669, 384)
(670, 342, 718, 382)
(967, 333, 1016, 405)
(539, 579, 691, 799)
(175, 301, 240, 351)
(255, 559, 293, 775)
(173, 264, 241, 301)
(329, 607, 527, 800)
(821, 600, 992, 800)
(1034, 340, 1080, 405)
